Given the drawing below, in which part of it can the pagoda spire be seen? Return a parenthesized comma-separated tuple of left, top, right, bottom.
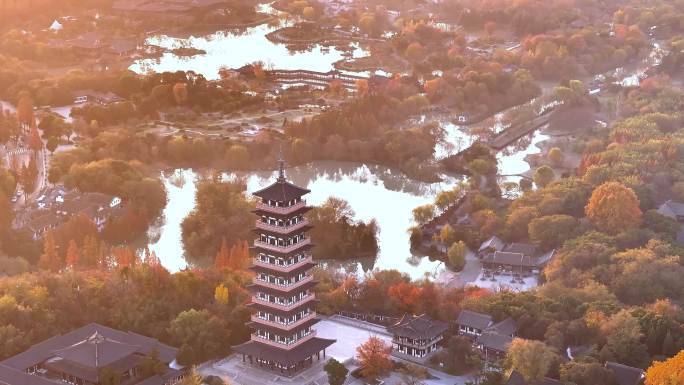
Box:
(277, 147, 286, 182)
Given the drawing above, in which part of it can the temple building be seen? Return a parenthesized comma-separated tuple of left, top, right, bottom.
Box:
(233, 159, 335, 375)
(0, 323, 182, 385)
(388, 314, 448, 360)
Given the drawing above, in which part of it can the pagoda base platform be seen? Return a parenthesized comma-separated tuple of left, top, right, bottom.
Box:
(232, 338, 335, 376)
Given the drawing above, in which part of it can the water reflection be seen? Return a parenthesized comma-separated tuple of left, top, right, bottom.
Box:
(149, 162, 459, 279)
(130, 22, 369, 80)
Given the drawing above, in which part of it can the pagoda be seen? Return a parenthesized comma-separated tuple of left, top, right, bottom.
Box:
(233, 158, 335, 375)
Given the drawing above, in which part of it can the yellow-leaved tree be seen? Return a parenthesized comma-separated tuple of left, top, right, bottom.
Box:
(646, 350, 684, 385)
(585, 181, 642, 235)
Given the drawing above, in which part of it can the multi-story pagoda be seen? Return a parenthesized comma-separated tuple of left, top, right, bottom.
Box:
(233, 159, 335, 375)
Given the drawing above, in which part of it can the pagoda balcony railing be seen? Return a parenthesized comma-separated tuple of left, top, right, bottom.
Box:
(254, 238, 311, 254)
(252, 256, 314, 273)
(254, 275, 314, 292)
(251, 293, 316, 312)
(250, 311, 317, 331)
(250, 331, 317, 350)
(255, 219, 310, 234)
(255, 201, 306, 215)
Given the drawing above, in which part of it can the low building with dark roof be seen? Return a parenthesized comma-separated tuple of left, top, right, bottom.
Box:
(387, 314, 448, 359)
(475, 332, 513, 360)
(506, 371, 563, 385)
(657, 200, 684, 222)
(456, 310, 493, 338)
(605, 362, 644, 385)
(457, 311, 518, 360)
(478, 237, 555, 274)
(478, 235, 506, 255)
(0, 323, 182, 385)
(657, 200, 684, 246)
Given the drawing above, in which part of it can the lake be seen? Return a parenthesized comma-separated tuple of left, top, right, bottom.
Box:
(130, 23, 369, 80)
(147, 162, 460, 279)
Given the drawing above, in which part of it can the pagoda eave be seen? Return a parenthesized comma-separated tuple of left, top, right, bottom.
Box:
(252, 206, 312, 217)
(250, 243, 314, 257)
(246, 280, 318, 295)
(246, 299, 320, 315)
(246, 317, 320, 336)
(248, 262, 318, 276)
(251, 225, 314, 237)
(232, 337, 335, 367)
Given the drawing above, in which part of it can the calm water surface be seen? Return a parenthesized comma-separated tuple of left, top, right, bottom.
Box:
(130, 23, 368, 80)
(148, 162, 460, 279)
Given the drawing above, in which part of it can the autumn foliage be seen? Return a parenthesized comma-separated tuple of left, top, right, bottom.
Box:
(646, 350, 684, 385)
(585, 181, 642, 235)
(214, 238, 250, 271)
(356, 336, 392, 380)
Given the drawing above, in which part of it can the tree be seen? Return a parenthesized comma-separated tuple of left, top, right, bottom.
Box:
(435, 186, 463, 211)
(172, 83, 188, 105)
(398, 363, 428, 385)
(214, 238, 231, 269)
(528, 215, 579, 249)
(507, 339, 557, 382)
(28, 126, 42, 152)
(548, 147, 564, 166)
(302, 6, 316, 20)
(290, 138, 313, 164)
(324, 358, 348, 385)
(16, 92, 34, 127)
(506, 206, 539, 241)
(405, 42, 425, 63)
(20, 156, 38, 194)
(484, 21, 497, 36)
(560, 360, 618, 385)
(448, 241, 467, 271)
(65, 239, 79, 269)
(646, 350, 684, 385)
(412, 204, 435, 225)
(214, 284, 229, 305)
(586, 182, 642, 235)
(168, 309, 230, 365)
(180, 368, 204, 385)
(38, 230, 60, 271)
(439, 224, 456, 245)
(225, 144, 249, 169)
(356, 336, 392, 380)
(138, 349, 166, 378)
(533, 166, 555, 188)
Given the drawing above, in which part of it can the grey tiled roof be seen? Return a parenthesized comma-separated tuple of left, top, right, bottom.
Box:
(476, 332, 513, 353)
(387, 314, 449, 339)
(253, 179, 310, 202)
(0, 323, 178, 385)
(605, 362, 644, 385)
(507, 371, 562, 385)
(456, 310, 492, 330)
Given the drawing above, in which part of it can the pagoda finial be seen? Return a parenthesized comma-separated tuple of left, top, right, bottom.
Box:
(277, 145, 286, 182)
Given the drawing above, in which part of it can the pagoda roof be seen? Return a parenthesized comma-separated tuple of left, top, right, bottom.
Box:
(247, 317, 320, 336)
(253, 205, 312, 217)
(252, 243, 314, 257)
(253, 179, 310, 202)
(247, 299, 319, 316)
(232, 337, 335, 366)
(247, 280, 318, 296)
(249, 261, 318, 277)
(252, 225, 313, 237)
